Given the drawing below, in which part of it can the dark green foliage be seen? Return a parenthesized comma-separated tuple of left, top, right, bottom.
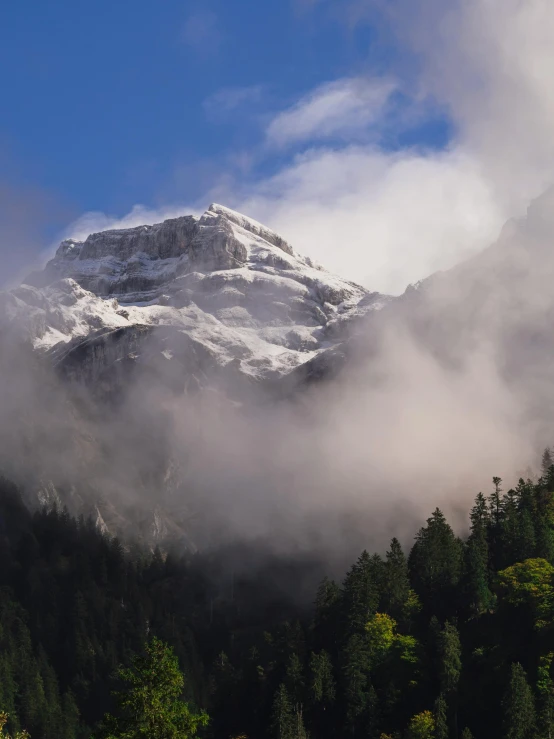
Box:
(309, 650, 335, 706)
(97, 636, 208, 738)
(3, 460, 554, 739)
(409, 509, 463, 617)
(437, 622, 461, 696)
(270, 683, 307, 739)
(433, 694, 448, 739)
(342, 551, 383, 634)
(502, 663, 536, 739)
(382, 538, 410, 620)
(541, 448, 553, 477)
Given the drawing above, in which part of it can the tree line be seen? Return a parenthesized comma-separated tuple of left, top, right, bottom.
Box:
(2, 453, 554, 737)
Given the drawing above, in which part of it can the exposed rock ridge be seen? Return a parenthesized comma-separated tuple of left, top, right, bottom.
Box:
(4, 204, 390, 384)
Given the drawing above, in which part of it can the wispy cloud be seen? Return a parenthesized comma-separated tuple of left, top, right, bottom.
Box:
(203, 85, 265, 123)
(181, 10, 222, 55)
(266, 77, 397, 148)
(63, 0, 554, 299)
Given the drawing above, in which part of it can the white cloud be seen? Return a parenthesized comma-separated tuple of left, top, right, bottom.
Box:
(266, 77, 397, 148)
(225, 0, 554, 292)
(62, 0, 554, 297)
(228, 146, 502, 295)
(64, 203, 199, 243)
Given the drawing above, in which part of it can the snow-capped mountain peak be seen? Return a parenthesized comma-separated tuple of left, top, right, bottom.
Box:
(3, 205, 389, 384)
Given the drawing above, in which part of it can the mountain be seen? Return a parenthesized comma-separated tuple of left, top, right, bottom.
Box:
(3, 203, 389, 395)
(0, 203, 391, 546)
(3, 191, 554, 547)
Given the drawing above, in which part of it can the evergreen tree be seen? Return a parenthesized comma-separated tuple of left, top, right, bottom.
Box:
(502, 663, 536, 739)
(537, 653, 554, 739)
(271, 684, 296, 739)
(460, 729, 473, 739)
(542, 448, 553, 478)
(342, 551, 383, 634)
(490, 477, 504, 526)
(433, 694, 448, 739)
(98, 636, 209, 738)
(61, 690, 80, 739)
(382, 538, 410, 620)
(438, 622, 461, 696)
(313, 577, 340, 652)
(286, 653, 305, 716)
(310, 650, 335, 706)
(409, 509, 463, 616)
(465, 493, 494, 615)
(342, 633, 373, 732)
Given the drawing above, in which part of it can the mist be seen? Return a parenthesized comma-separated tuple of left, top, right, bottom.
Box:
(2, 0, 554, 576)
(0, 192, 547, 566)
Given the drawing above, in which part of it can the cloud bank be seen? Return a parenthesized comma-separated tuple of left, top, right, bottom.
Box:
(61, 0, 554, 297)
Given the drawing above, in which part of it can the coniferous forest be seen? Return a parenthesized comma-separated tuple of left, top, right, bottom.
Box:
(3, 458, 554, 738)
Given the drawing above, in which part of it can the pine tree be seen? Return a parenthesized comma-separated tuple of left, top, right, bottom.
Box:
(97, 636, 209, 738)
(433, 694, 448, 739)
(310, 650, 335, 706)
(60, 690, 80, 739)
(409, 509, 463, 616)
(286, 653, 305, 717)
(542, 448, 553, 478)
(460, 729, 473, 739)
(537, 653, 554, 739)
(490, 477, 504, 525)
(271, 684, 295, 739)
(314, 577, 340, 651)
(342, 551, 383, 634)
(502, 663, 536, 739)
(465, 493, 494, 615)
(382, 538, 410, 620)
(438, 622, 461, 696)
(342, 633, 373, 731)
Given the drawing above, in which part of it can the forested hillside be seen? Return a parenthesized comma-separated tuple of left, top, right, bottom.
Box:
(2, 459, 554, 738)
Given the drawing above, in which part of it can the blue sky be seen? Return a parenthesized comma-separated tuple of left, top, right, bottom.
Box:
(0, 0, 448, 215)
(1, 0, 552, 292)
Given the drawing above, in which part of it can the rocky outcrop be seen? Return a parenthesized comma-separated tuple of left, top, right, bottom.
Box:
(4, 204, 387, 389)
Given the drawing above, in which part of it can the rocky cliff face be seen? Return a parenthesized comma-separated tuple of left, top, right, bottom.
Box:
(9, 203, 389, 389)
(0, 204, 392, 546)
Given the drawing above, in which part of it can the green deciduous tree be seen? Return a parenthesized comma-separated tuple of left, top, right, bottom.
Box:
(0, 713, 29, 739)
(497, 558, 554, 630)
(406, 710, 434, 739)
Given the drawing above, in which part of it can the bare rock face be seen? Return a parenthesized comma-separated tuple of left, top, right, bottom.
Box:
(8, 203, 388, 388)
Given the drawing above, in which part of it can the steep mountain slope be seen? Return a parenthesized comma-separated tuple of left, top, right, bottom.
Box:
(386, 187, 554, 434)
(5, 203, 388, 391)
(0, 204, 391, 545)
(3, 192, 554, 548)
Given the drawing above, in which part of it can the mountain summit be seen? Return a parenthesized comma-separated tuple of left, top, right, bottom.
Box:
(4, 204, 388, 387)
